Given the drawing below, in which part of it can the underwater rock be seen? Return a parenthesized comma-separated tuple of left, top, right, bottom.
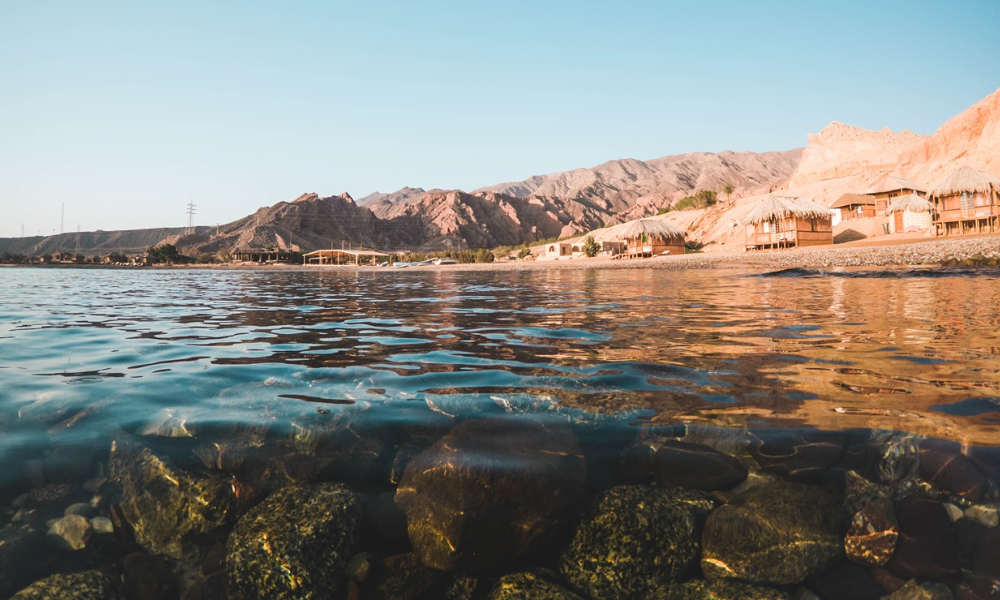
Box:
(360, 491, 409, 552)
(659, 578, 790, 600)
(964, 504, 999, 528)
(651, 439, 749, 491)
(445, 574, 480, 600)
(961, 526, 1000, 600)
(15, 484, 89, 526)
(226, 483, 360, 600)
(10, 569, 124, 600)
(395, 417, 586, 572)
(559, 485, 714, 600)
(701, 480, 841, 585)
(886, 496, 959, 583)
(919, 440, 990, 502)
(123, 552, 178, 600)
(46, 514, 92, 551)
(42, 445, 96, 486)
(880, 579, 953, 600)
(90, 516, 114, 535)
(845, 496, 898, 567)
(485, 572, 586, 600)
(365, 553, 437, 600)
(809, 560, 886, 600)
(748, 430, 845, 481)
(110, 434, 242, 560)
(0, 524, 47, 595)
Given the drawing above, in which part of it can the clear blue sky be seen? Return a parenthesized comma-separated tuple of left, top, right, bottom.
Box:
(2, 0, 998, 238)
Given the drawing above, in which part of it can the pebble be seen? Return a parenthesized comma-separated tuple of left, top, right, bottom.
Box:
(90, 516, 114, 535)
(64, 502, 94, 518)
(344, 552, 371, 582)
(942, 503, 964, 522)
(10, 493, 29, 510)
(46, 514, 92, 551)
(964, 504, 999, 528)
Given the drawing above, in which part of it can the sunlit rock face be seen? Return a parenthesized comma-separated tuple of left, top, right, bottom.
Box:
(559, 485, 715, 600)
(394, 417, 586, 573)
(700, 480, 842, 585)
(226, 483, 360, 600)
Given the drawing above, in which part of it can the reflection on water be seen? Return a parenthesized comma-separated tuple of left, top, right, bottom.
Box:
(1, 266, 999, 597)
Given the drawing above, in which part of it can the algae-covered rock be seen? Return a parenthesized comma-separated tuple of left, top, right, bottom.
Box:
(395, 417, 586, 572)
(845, 496, 898, 567)
(11, 569, 124, 600)
(485, 572, 586, 600)
(559, 485, 715, 600)
(46, 514, 92, 551)
(880, 579, 953, 600)
(660, 579, 789, 600)
(701, 480, 841, 585)
(365, 553, 437, 600)
(110, 434, 242, 560)
(226, 483, 360, 600)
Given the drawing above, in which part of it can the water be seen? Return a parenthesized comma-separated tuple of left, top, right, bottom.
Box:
(1, 266, 998, 597)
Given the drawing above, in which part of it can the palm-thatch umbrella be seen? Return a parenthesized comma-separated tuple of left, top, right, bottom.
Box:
(886, 194, 934, 214)
(591, 218, 686, 243)
(928, 166, 1000, 198)
(741, 196, 832, 226)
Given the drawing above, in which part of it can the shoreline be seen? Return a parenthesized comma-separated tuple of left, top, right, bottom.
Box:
(4, 233, 1000, 273)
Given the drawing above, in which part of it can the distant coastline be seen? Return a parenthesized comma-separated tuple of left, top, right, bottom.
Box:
(6, 233, 1000, 272)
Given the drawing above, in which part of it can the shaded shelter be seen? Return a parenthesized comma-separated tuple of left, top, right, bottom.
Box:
(928, 167, 1000, 236)
(592, 218, 686, 259)
(303, 249, 393, 266)
(742, 196, 833, 250)
(866, 175, 927, 216)
(830, 194, 877, 220)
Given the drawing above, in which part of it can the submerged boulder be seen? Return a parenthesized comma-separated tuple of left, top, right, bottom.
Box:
(226, 483, 360, 600)
(559, 485, 715, 600)
(0, 524, 47, 596)
(844, 496, 898, 567)
(650, 440, 749, 491)
(11, 570, 124, 600)
(659, 579, 789, 600)
(485, 573, 586, 600)
(395, 417, 586, 573)
(886, 496, 960, 583)
(109, 434, 242, 560)
(701, 480, 841, 585)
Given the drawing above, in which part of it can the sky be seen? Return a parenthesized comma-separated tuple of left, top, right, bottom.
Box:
(1, 1, 999, 238)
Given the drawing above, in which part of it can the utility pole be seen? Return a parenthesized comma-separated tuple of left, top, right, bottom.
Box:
(186, 200, 197, 234)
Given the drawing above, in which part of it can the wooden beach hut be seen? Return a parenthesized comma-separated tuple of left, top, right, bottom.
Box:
(593, 218, 686, 259)
(886, 194, 934, 233)
(830, 193, 877, 221)
(742, 196, 833, 251)
(867, 175, 927, 217)
(928, 167, 1000, 236)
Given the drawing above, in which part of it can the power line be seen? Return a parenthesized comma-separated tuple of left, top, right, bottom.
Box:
(186, 200, 197, 234)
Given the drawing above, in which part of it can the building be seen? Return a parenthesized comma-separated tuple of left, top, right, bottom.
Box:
(544, 242, 574, 259)
(742, 196, 833, 250)
(866, 175, 927, 216)
(886, 194, 934, 234)
(928, 167, 1000, 236)
(830, 193, 877, 221)
(303, 249, 393, 265)
(592, 218, 686, 258)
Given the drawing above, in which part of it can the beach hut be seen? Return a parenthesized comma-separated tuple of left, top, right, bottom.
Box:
(928, 167, 1000, 236)
(886, 194, 934, 233)
(866, 175, 927, 216)
(830, 193, 877, 221)
(593, 218, 686, 258)
(742, 196, 833, 251)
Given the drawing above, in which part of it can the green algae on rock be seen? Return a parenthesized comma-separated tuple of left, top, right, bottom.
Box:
(559, 485, 715, 600)
(485, 572, 586, 600)
(11, 569, 124, 600)
(110, 434, 243, 561)
(659, 579, 790, 600)
(226, 483, 360, 600)
(701, 480, 841, 585)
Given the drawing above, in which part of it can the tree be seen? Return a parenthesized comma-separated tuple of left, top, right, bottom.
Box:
(517, 247, 532, 259)
(695, 190, 717, 206)
(583, 235, 601, 257)
(147, 244, 180, 263)
(474, 248, 494, 263)
(722, 184, 734, 202)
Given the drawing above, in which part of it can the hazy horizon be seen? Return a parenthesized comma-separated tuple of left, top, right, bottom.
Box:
(2, 0, 999, 238)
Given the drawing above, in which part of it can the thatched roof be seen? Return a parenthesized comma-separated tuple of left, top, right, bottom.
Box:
(830, 193, 876, 209)
(591, 218, 685, 242)
(886, 194, 934, 214)
(867, 174, 926, 195)
(929, 166, 1000, 197)
(741, 196, 832, 226)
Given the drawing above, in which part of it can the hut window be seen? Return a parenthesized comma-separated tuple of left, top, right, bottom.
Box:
(762, 222, 769, 233)
(974, 192, 988, 207)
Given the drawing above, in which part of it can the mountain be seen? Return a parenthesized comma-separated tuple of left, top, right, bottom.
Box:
(0, 227, 210, 258)
(357, 187, 429, 217)
(477, 150, 803, 211)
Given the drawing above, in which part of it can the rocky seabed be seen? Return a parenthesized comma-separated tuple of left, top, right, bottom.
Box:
(1, 409, 999, 600)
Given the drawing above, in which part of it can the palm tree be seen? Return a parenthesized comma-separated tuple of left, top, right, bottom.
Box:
(723, 184, 735, 203)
